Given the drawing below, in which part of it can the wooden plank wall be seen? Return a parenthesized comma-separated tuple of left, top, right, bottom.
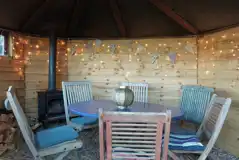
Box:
(198, 27, 239, 156)
(0, 57, 25, 109)
(24, 37, 68, 117)
(0, 34, 25, 109)
(67, 38, 197, 107)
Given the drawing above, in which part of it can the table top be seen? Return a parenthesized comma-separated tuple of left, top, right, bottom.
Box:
(69, 100, 183, 120)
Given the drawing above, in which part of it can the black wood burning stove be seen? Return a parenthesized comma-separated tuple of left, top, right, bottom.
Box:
(37, 33, 65, 125)
(38, 90, 65, 124)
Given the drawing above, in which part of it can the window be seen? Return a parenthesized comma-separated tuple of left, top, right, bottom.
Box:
(0, 31, 9, 56)
(0, 35, 4, 56)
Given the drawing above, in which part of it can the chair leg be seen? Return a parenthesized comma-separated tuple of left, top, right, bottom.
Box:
(168, 150, 181, 160)
(35, 156, 46, 160)
(72, 150, 81, 159)
(181, 154, 197, 160)
(40, 156, 52, 160)
(54, 151, 70, 160)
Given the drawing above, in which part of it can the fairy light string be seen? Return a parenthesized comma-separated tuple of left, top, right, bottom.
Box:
(1, 29, 238, 86)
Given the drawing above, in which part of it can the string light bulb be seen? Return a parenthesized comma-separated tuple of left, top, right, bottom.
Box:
(14, 54, 20, 59)
(221, 35, 226, 38)
(60, 41, 65, 45)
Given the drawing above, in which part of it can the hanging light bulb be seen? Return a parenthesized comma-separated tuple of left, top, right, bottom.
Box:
(61, 41, 65, 45)
(221, 35, 226, 38)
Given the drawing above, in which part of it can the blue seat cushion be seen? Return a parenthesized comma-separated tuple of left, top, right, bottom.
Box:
(163, 134, 205, 151)
(71, 116, 98, 126)
(35, 125, 78, 149)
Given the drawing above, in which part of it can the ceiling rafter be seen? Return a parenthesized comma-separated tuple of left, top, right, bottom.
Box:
(67, 0, 86, 36)
(66, 0, 78, 36)
(109, 0, 127, 37)
(201, 22, 239, 35)
(149, 0, 199, 34)
(21, 0, 50, 31)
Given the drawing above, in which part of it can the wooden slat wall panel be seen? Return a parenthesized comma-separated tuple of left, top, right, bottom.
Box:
(0, 56, 25, 109)
(68, 37, 197, 108)
(198, 27, 239, 156)
(24, 37, 68, 117)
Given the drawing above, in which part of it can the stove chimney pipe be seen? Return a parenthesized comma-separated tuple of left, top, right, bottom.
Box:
(48, 33, 56, 91)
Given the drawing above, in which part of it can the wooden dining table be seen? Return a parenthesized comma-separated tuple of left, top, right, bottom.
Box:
(69, 100, 183, 120)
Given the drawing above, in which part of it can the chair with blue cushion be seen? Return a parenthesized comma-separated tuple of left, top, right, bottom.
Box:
(62, 81, 98, 131)
(180, 85, 214, 124)
(168, 94, 232, 160)
(6, 86, 83, 160)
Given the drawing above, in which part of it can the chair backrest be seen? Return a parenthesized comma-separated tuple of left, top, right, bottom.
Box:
(120, 82, 148, 103)
(196, 94, 231, 160)
(6, 86, 39, 157)
(180, 85, 214, 123)
(99, 109, 171, 160)
(198, 94, 231, 140)
(62, 81, 93, 123)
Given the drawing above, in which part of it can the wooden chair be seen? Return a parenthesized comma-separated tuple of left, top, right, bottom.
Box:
(169, 94, 232, 160)
(99, 109, 171, 160)
(180, 85, 214, 124)
(62, 81, 98, 131)
(6, 86, 83, 160)
(120, 82, 148, 103)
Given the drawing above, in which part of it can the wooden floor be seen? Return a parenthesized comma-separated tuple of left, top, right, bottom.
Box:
(0, 128, 238, 160)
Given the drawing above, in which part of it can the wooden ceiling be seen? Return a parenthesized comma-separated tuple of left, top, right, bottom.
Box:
(0, 0, 238, 38)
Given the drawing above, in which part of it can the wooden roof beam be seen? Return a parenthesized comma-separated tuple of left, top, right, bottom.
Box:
(109, 0, 127, 37)
(67, 0, 86, 36)
(21, 0, 50, 31)
(149, 0, 199, 34)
